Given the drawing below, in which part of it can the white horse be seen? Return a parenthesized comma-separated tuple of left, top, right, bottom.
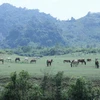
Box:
(71, 60, 79, 67)
(24, 57, 28, 62)
(6, 57, 11, 62)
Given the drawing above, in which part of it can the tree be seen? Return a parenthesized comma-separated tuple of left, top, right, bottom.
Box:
(0, 70, 32, 100)
(68, 77, 94, 100)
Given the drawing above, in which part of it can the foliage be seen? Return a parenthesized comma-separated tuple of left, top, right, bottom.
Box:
(1, 4, 100, 48)
(54, 71, 64, 100)
(67, 77, 100, 100)
(0, 71, 100, 100)
(1, 45, 100, 57)
(0, 70, 32, 100)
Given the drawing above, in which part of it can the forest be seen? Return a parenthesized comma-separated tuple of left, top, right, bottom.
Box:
(0, 3, 100, 49)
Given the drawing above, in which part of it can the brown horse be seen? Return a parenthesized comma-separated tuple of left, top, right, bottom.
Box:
(0, 58, 4, 64)
(47, 59, 53, 66)
(15, 58, 20, 62)
(87, 59, 91, 62)
(78, 59, 86, 65)
(95, 59, 99, 68)
(30, 59, 36, 63)
(63, 60, 71, 63)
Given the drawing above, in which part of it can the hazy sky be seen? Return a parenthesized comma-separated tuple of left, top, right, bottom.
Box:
(0, 0, 100, 20)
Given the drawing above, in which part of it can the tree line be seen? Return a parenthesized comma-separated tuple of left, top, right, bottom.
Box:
(0, 46, 100, 57)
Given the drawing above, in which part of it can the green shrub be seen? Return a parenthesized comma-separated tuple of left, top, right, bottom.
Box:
(68, 77, 94, 100)
(0, 70, 32, 100)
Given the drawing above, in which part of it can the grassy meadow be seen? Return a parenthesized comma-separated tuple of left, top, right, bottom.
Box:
(0, 53, 100, 82)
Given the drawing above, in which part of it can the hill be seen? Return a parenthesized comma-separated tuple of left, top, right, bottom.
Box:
(0, 3, 100, 48)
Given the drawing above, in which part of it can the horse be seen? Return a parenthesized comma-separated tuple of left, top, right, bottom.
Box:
(30, 59, 36, 63)
(71, 60, 79, 67)
(6, 57, 11, 62)
(0, 58, 4, 64)
(47, 59, 53, 66)
(15, 58, 20, 62)
(78, 59, 86, 65)
(63, 60, 71, 63)
(24, 57, 28, 62)
(95, 59, 99, 68)
(87, 59, 91, 62)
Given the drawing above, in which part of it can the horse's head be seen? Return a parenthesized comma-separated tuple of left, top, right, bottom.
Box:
(51, 59, 53, 62)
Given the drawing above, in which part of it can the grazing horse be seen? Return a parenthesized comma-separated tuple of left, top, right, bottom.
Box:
(71, 60, 79, 67)
(47, 59, 53, 66)
(0, 58, 4, 64)
(95, 59, 99, 68)
(15, 58, 20, 62)
(24, 57, 28, 62)
(63, 60, 71, 63)
(30, 59, 36, 63)
(87, 59, 91, 62)
(78, 59, 86, 65)
(6, 57, 11, 62)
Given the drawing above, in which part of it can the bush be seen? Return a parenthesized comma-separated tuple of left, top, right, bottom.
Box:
(0, 70, 32, 100)
(67, 77, 97, 100)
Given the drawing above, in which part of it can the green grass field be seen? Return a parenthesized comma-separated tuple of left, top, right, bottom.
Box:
(0, 53, 100, 81)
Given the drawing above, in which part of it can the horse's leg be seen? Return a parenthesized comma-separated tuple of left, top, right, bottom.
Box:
(2, 60, 4, 64)
(84, 61, 86, 65)
(75, 63, 77, 67)
(71, 62, 72, 67)
(48, 62, 50, 66)
(50, 62, 51, 66)
(47, 62, 48, 66)
(77, 62, 79, 66)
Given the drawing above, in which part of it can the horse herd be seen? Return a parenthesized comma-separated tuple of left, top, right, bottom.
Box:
(47, 58, 92, 67)
(0, 57, 37, 64)
(0, 57, 53, 67)
(0, 57, 98, 68)
(15, 57, 37, 63)
(63, 58, 99, 68)
(63, 59, 92, 67)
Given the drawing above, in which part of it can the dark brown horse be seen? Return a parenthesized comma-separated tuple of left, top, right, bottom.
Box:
(78, 59, 86, 65)
(63, 60, 71, 63)
(87, 59, 91, 62)
(0, 58, 4, 64)
(15, 58, 20, 62)
(95, 59, 99, 68)
(30, 59, 36, 63)
(47, 59, 53, 66)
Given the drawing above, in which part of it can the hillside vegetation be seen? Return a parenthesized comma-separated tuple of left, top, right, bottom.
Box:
(0, 3, 100, 48)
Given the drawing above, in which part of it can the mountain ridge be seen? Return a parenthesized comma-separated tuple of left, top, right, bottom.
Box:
(0, 3, 100, 48)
